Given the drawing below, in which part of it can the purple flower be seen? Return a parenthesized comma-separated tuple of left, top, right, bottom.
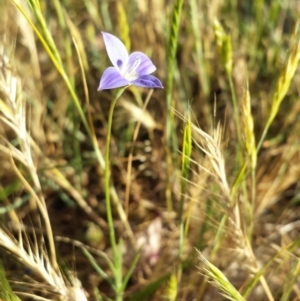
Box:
(98, 32, 163, 90)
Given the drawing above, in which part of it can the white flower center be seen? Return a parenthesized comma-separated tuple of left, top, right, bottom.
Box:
(122, 57, 141, 81)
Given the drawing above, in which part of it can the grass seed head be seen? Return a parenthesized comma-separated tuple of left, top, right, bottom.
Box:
(214, 19, 233, 75)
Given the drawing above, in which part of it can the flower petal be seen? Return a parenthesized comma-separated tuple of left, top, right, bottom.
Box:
(102, 32, 128, 71)
(98, 67, 129, 90)
(127, 52, 156, 77)
(131, 75, 163, 89)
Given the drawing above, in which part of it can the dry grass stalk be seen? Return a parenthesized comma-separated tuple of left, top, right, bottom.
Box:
(0, 51, 58, 271)
(191, 122, 230, 202)
(189, 120, 275, 301)
(0, 35, 88, 300)
(119, 98, 157, 131)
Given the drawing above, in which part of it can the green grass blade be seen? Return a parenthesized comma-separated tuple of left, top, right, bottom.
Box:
(0, 263, 21, 301)
(82, 247, 116, 291)
(127, 273, 171, 301)
(198, 252, 246, 301)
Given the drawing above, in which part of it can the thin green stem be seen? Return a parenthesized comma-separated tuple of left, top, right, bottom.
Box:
(256, 117, 272, 153)
(250, 166, 256, 238)
(189, 0, 209, 96)
(165, 0, 184, 212)
(166, 0, 184, 145)
(177, 116, 192, 285)
(105, 87, 127, 257)
(115, 240, 123, 301)
(227, 71, 242, 151)
(104, 87, 127, 301)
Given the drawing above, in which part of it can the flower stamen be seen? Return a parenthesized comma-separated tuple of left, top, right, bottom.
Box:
(123, 57, 141, 81)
